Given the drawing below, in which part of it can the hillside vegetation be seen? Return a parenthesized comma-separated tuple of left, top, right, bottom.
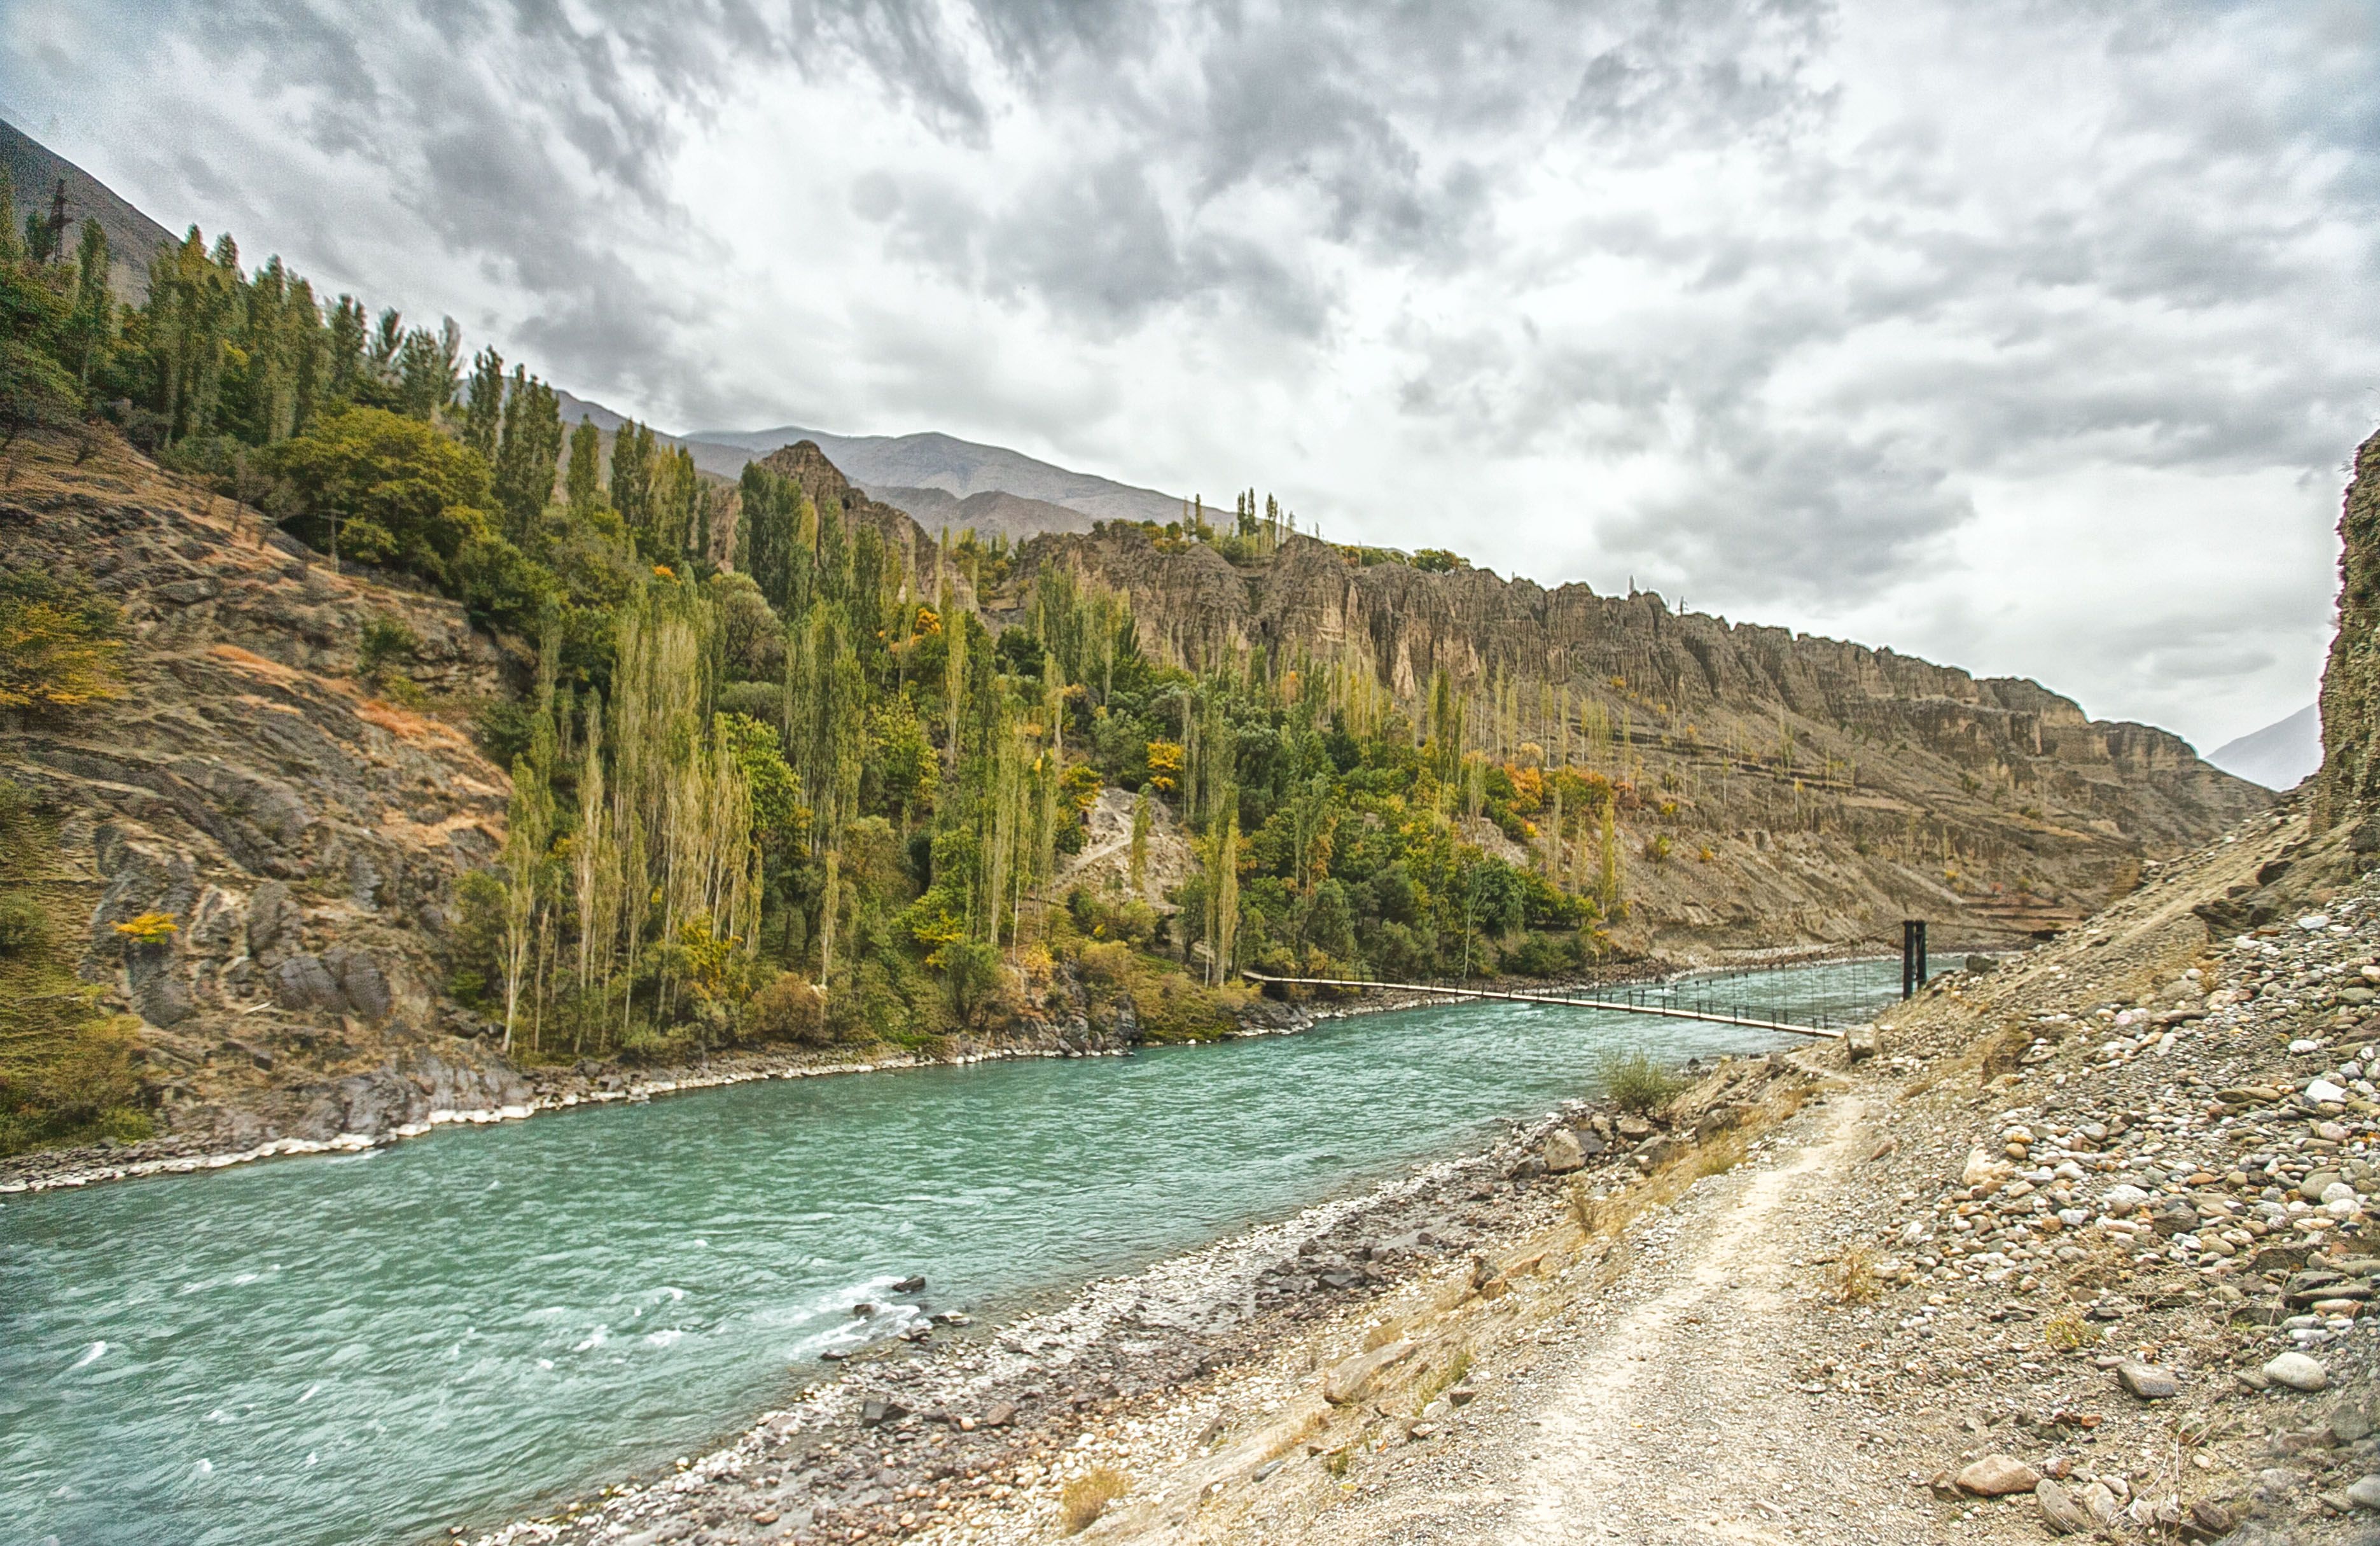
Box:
(0, 210, 2268, 1160)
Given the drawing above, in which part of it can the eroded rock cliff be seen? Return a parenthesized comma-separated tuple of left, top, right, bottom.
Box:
(1006, 526, 2270, 954)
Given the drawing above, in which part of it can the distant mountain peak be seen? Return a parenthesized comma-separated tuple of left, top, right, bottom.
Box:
(2210, 704, 2320, 791)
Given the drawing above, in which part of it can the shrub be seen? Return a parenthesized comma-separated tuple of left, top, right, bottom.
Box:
(111, 911, 178, 946)
(941, 938, 1003, 1026)
(0, 568, 123, 711)
(358, 615, 419, 678)
(473, 699, 539, 766)
(1060, 1467, 1129, 1535)
(2042, 1309, 2091, 1353)
(1066, 888, 1159, 947)
(0, 891, 43, 954)
(1599, 1050, 1682, 1115)
(743, 971, 828, 1045)
(1503, 931, 1579, 978)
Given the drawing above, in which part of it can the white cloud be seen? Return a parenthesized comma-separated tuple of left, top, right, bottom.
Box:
(4, 0, 2373, 752)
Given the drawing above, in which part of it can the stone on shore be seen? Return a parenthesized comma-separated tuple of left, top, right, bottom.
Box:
(2037, 1479, 2095, 1534)
(2262, 1352, 2328, 1392)
(1543, 1129, 1586, 1174)
(2115, 1361, 2180, 1400)
(1955, 1455, 2039, 1496)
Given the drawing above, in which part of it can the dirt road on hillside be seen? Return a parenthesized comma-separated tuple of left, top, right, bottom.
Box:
(1295, 1094, 2005, 1546)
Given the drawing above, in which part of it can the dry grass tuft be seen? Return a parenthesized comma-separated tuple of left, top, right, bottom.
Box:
(1693, 1130, 1748, 1179)
(1413, 1348, 1472, 1413)
(2042, 1309, 2091, 1353)
(1829, 1245, 1881, 1306)
(1061, 1467, 1130, 1534)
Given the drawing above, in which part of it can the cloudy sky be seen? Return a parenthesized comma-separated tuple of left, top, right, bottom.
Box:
(6, 0, 2377, 751)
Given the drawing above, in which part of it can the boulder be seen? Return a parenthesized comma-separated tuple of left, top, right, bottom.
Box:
(272, 952, 344, 1012)
(2115, 1361, 2180, 1399)
(1963, 1148, 2013, 1189)
(1323, 1341, 1415, 1405)
(1956, 1455, 2040, 1496)
(1543, 1129, 1586, 1175)
(246, 881, 302, 959)
(324, 946, 393, 1022)
(2036, 1479, 2095, 1535)
(2263, 1352, 2329, 1392)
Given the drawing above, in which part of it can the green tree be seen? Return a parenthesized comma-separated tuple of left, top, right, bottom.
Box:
(461, 347, 504, 461)
(492, 367, 562, 538)
(566, 418, 604, 515)
(66, 220, 111, 392)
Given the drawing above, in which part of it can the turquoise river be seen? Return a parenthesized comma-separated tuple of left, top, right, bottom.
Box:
(1, 960, 1903, 1546)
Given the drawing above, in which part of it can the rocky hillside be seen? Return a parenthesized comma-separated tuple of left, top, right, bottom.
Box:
(1005, 526, 2270, 956)
(0, 433, 530, 1153)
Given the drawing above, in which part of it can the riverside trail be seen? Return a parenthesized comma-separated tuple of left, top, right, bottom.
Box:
(810, 798, 2378, 1546)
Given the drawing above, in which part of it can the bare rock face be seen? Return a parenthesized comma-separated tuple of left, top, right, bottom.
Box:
(1010, 525, 2269, 951)
(2318, 428, 2380, 828)
(0, 433, 513, 1148)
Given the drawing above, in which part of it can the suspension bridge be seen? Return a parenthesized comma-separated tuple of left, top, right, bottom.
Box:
(1237, 971, 1855, 1039)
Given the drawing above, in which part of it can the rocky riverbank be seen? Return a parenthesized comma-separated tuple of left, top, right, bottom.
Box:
(461, 1041, 1799, 1546)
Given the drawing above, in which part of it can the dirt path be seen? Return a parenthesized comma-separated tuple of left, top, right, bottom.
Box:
(1292, 1092, 1971, 1546)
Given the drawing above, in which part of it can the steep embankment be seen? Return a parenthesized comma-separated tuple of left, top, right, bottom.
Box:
(1008, 527, 2269, 956)
(0, 433, 531, 1153)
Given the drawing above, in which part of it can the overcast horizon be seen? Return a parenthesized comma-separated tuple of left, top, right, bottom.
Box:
(7, 1, 2377, 751)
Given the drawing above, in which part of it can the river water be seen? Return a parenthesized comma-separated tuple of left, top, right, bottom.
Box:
(1, 960, 1902, 1546)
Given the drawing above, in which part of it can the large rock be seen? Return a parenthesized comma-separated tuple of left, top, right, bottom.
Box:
(1955, 1455, 2040, 1497)
(2036, 1479, 2095, 1535)
(1543, 1130, 1586, 1174)
(2264, 1352, 2329, 1392)
(2316, 428, 2380, 829)
(2115, 1361, 2180, 1400)
(272, 953, 344, 1012)
(1323, 1341, 1416, 1405)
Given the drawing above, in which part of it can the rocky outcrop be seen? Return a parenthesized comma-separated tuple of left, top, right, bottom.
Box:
(746, 441, 973, 606)
(1008, 525, 2271, 951)
(0, 432, 517, 1148)
(2318, 428, 2380, 829)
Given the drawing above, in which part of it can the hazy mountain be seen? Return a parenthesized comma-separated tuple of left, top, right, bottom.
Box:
(557, 391, 1176, 538)
(865, 485, 1098, 542)
(0, 117, 175, 302)
(683, 424, 1183, 528)
(2209, 703, 2321, 791)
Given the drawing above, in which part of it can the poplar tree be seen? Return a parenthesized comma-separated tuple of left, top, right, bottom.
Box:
(566, 418, 604, 514)
(499, 754, 554, 1053)
(493, 368, 562, 538)
(324, 296, 366, 401)
(66, 221, 111, 391)
(461, 348, 505, 461)
(610, 419, 653, 540)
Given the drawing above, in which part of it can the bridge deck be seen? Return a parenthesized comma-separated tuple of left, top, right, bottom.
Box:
(1238, 971, 1846, 1040)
